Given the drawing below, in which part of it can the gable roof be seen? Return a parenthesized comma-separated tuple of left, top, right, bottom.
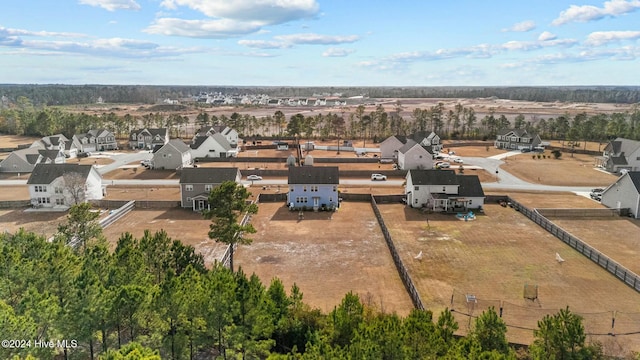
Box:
(607, 138, 640, 156)
(288, 166, 339, 184)
(179, 167, 239, 184)
(38, 149, 63, 161)
(159, 139, 190, 154)
(408, 169, 458, 185)
(190, 135, 209, 149)
(456, 175, 485, 197)
(27, 163, 95, 184)
(398, 139, 418, 154)
(628, 172, 640, 194)
(497, 128, 535, 137)
(211, 133, 232, 150)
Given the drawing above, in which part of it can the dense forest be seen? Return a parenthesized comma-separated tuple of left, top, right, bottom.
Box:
(0, 204, 610, 360)
(1, 84, 640, 106)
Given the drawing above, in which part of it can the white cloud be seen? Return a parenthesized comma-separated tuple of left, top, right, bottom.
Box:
(274, 33, 359, 45)
(585, 30, 640, 45)
(322, 47, 354, 57)
(0, 26, 86, 38)
(538, 31, 557, 41)
(503, 20, 536, 32)
(237, 39, 291, 49)
(79, 0, 141, 11)
(150, 0, 320, 38)
(144, 18, 263, 38)
(552, 0, 640, 25)
(160, 0, 319, 24)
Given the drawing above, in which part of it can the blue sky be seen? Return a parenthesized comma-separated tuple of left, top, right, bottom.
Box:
(1, 0, 639, 86)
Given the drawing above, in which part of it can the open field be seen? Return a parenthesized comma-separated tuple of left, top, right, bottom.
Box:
(378, 203, 640, 353)
(104, 185, 181, 201)
(234, 201, 414, 316)
(501, 152, 617, 186)
(0, 185, 29, 200)
(0, 209, 68, 238)
(101, 208, 227, 266)
(505, 191, 607, 209)
(0, 134, 40, 149)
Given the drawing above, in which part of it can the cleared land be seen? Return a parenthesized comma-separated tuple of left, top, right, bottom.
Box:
(234, 201, 414, 316)
(101, 208, 227, 267)
(0, 209, 68, 238)
(378, 202, 640, 352)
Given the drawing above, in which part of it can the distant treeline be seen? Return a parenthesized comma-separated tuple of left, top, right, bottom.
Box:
(1, 84, 640, 106)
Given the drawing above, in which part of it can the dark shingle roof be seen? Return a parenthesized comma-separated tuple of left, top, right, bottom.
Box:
(611, 156, 628, 165)
(38, 149, 62, 161)
(288, 166, 339, 184)
(190, 136, 208, 149)
(179, 167, 239, 184)
(408, 169, 458, 185)
(628, 172, 640, 194)
(398, 139, 418, 154)
(27, 164, 94, 184)
(456, 175, 485, 198)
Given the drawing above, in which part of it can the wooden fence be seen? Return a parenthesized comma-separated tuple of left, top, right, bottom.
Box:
(508, 197, 640, 292)
(370, 195, 424, 310)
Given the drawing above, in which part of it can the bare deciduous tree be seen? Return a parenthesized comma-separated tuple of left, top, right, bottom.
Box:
(63, 172, 87, 205)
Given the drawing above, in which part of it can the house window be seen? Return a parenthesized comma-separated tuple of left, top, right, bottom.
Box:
(186, 197, 191, 202)
(205, 185, 213, 191)
(333, 186, 337, 192)
(303, 186, 307, 192)
(55, 198, 65, 205)
(290, 187, 294, 192)
(185, 185, 193, 191)
(35, 185, 47, 192)
(443, 186, 446, 192)
(310, 185, 318, 192)
(38, 197, 50, 204)
(469, 200, 473, 204)
(55, 187, 63, 194)
(414, 186, 419, 191)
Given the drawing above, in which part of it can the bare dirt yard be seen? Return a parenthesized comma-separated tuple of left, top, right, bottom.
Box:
(0, 208, 68, 238)
(505, 191, 607, 209)
(0, 185, 29, 200)
(0, 134, 40, 148)
(234, 201, 414, 316)
(501, 152, 617, 186)
(377, 202, 640, 355)
(104, 185, 181, 201)
(101, 208, 227, 266)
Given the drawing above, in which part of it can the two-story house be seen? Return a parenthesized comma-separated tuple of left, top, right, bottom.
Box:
(379, 135, 408, 160)
(397, 140, 433, 170)
(151, 139, 192, 170)
(405, 169, 485, 212)
(73, 129, 118, 152)
(27, 163, 103, 209)
(129, 128, 169, 150)
(597, 137, 640, 173)
(287, 166, 340, 211)
(414, 131, 444, 154)
(0, 147, 65, 173)
(494, 129, 542, 151)
(179, 167, 242, 211)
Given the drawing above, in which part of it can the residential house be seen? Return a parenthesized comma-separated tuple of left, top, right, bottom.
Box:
(30, 134, 68, 152)
(405, 169, 485, 212)
(213, 125, 240, 146)
(379, 135, 408, 160)
(287, 166, 340, 211)
(129, 128, 169, 150)
(600, 171, 640, 218)
(27, 163, 103, 209)
(151, 139, 192, 170)
(179, 167, 241, 211)
(73, 129, 118, 152)
(397, 140, 433, 170)
(190, 133, 234, 159)
(597, 138, 640, 173)
(0, 147, 65, 173)
(413, 131, 444, 154)
(494, 129, 542, 151)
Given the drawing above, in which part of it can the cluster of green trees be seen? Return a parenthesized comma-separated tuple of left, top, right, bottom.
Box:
(2, 85, 640, 106)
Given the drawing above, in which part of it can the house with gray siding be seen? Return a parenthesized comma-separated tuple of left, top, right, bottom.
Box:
(379, 135, 407, 160)
(129, 128, 169, 149)
(287, 166, 339, 211)
(73, 129, 118, 152)
(0, 147, 65, 173)
(397, 140, 433, 170)
(600, 171, 640, 218)
(151, 139, 192, 170)
(494, 129, 541, 151)
(405, 169, 485, 212)
(179, 167, 241, 211)
(597, 138, 640, 173)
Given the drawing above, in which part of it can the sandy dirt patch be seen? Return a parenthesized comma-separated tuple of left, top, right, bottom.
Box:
(0, 185, 30, 200)
(0, 209, 68, 238)
(378, 203, 640, 352)
(234, 201, 414, 316)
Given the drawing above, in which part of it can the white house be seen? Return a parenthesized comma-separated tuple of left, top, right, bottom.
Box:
(397, 140, 433, 170)
(379, 135, 408, 160)
(27, 163, 103, 209)
(405, 169, 485, 212)
(213, 125, 241, 146)
(414, 131, 444, 154)
(600, 171, 640, 218)
(190, 133, 234, 159)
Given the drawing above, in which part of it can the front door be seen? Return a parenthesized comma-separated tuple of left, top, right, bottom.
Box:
(313, 197, 319, 209)
(197, 199, 205, 211)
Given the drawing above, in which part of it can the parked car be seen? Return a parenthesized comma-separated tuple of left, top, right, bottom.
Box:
(453, 158, 464, 163)
(520, 148, 531, 153)
(590, 188, 604, 200)
(247, 175, 263, 181)
(435, 162, 450, 169)
(371, 173, 387, 181)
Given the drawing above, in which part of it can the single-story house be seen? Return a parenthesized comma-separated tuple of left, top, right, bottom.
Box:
(27, 163, 103, 209)
(595, 138, 640, 173)
(600, 171, 640, 218)
(0, 148, 65, 173)
(405, 169, 485, 212)
(151, 139, 192, 170)
(179, 167, 242, 211)
(287, 166, 339, 211)
(494, 129, 541, 151)
(397, 140, 433, 170)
